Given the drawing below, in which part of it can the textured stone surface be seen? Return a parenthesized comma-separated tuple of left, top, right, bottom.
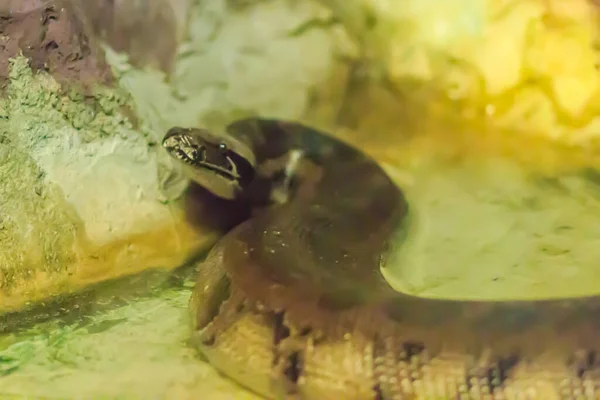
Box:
(79, 0, 185, 75)
(0, 0, 113, 87)
(0, 53, 215, 314)
(0, 0, 213, 314)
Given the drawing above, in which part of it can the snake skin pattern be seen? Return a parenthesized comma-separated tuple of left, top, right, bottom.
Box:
(164, 118, 600, 400)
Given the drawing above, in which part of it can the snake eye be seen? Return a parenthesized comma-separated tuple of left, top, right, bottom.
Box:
(218, 142, 228, 152)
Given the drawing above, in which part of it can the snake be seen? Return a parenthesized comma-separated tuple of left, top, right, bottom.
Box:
(162, 117, 600, 400)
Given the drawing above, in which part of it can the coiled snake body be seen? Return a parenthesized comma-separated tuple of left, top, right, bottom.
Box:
(163, 118, 600, 400)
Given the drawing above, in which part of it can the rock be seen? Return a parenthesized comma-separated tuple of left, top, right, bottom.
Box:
(78, 0, 186, 75)
(0, 0, 112, 88)
(0, 0, 214, 315)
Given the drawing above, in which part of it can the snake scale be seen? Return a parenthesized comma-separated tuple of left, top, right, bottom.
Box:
(162, 117, 600, 400)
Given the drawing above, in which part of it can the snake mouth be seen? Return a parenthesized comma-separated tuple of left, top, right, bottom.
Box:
(197, 160, 239, 181)
(174, 148, 239, 182)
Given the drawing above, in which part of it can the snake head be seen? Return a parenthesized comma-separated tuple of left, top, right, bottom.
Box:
(162, 127, 256, 199)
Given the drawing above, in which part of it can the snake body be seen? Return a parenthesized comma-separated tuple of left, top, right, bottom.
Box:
(163, 118, 600, 400)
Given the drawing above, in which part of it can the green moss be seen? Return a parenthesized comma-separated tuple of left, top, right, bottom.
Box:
(0, 124, 79, 292)
(5, 55, 134, 142)
(0, 55, 142, 293)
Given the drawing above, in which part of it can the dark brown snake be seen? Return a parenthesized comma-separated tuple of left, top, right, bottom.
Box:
(162, 117, 600, 400)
